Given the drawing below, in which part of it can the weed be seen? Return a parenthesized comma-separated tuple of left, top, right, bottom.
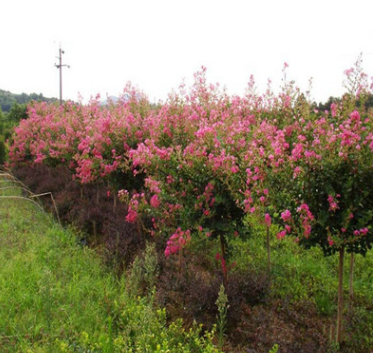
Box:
(216, 284, 229, 350)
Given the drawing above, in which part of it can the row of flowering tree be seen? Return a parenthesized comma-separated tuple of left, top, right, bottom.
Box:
(9, 61, 373, 344)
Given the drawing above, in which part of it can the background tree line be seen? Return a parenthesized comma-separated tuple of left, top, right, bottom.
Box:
(0, 89, 57, 112)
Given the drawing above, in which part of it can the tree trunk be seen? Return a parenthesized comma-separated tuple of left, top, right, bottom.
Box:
(220, 235, 228, 287)
(113, 192, 117, 213)
(336, 246, 345, 344)
(96, 185, 100, 205)
(349, 252, 354, 310)
(92, 220, 97, 238)
(266, 225, 271, 274)
(178, 248, 182, 276)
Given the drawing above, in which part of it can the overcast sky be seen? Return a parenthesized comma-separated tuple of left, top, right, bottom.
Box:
(1, 0, 373, 103)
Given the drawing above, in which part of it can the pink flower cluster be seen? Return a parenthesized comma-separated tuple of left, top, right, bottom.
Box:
(296, 203, 314, 238)
(164, 228, 191, 257)
(327, 195, 340, 212)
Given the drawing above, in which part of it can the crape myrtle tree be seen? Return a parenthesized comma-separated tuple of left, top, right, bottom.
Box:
(124, 68, 249, 285)
(272, 59, 373, 344)
(232, 64, 309, 275)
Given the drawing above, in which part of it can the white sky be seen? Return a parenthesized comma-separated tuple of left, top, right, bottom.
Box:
(1, 0, 373, 104)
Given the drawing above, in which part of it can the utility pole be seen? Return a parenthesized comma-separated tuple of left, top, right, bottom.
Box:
(55, 46, 70, 104)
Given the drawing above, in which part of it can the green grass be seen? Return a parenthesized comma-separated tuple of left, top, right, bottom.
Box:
(231, 217, 373, 314)
(0, 180, 220, 353)
(0, 193, 115, 350)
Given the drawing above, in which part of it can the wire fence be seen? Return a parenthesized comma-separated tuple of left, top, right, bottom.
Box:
(0, 166, 61, 225)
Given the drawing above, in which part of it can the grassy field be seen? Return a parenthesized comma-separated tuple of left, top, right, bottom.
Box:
(0, 175, 220, 353)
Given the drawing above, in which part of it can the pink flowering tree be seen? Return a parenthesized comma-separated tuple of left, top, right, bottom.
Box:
(271, 74, 373, 343)
(127, 69, 249, 285)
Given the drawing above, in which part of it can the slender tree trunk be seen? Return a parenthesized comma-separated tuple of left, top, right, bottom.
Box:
(337, 246, 345, 344)
(113, 192, 117, 213)
(349, 252, 354, 310)
(220, 235, 228, 287)
(93, 185, 100, 239)
(266, 225, 271, 274)
(96, 185, 100, 205)
(116, 231, 120, 264)
(178, 248, 182, 276)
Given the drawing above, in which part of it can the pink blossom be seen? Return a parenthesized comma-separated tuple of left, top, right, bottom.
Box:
(331, 103, 337, 117)
(304, 225, 311, 238)
(281, 209, 292, 222)
(360, 228, 369, 235)
(125, 208, 138, 223)
(297, 134, 306, 142)
(327, 195, 339, 212)
(264, 213, 271, 227)
(350, 110, 360, 121)
(293, 166, 302, 178)
(35, 153, 46, 163)
(150, 194, 160, 208)
(344, 68, 354, 76)
(166, 175, 174, 184)
(164, 228, 191, 257)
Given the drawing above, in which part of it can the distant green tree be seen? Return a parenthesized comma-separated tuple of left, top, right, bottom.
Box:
(318, 93, 373, 113)
(317, 96, 341, 112)
(364, 93, 373, 110)
(0, 90, 14, 112)
(8, 102, 28, 122)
